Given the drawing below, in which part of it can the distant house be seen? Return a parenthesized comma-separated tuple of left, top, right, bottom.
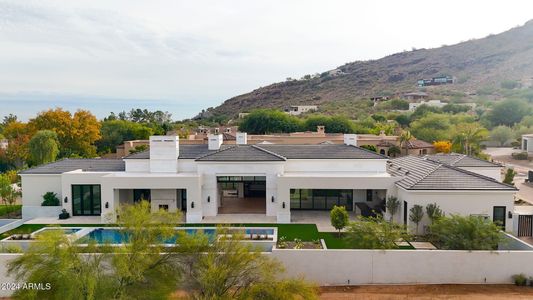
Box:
(521, 134, 533, 153)
(284, 105, 318, 116)
(417, 76, 454, 87)
(238, 112, 250, 119)
(402, 92, 428, 101)
(408, 99, 447, 111)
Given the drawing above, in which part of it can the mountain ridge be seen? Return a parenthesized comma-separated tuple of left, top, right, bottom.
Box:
(198, 20, 533, 119)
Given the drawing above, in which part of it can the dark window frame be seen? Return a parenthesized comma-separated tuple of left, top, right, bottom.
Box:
(72, 184, 101, 216)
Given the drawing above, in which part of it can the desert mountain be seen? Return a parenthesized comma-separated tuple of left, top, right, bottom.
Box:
(198, 20, 533, 119)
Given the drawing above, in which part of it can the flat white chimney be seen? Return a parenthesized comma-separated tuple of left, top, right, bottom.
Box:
(236, 132, 247, 145)
(343, 134, 358, 146)
(149, 136, 179, 173)
(208, 134, 223, 150)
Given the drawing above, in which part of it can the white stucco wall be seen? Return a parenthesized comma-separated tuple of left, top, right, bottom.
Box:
(522, 136, 533, 153)
(272, 248, 533, 285)
(20, 174, 62, 219)
(284, 159, 386, 173)
(20, 175, 62, 206)
(124, 159, 149, 172)
(396, 188, 515, 233)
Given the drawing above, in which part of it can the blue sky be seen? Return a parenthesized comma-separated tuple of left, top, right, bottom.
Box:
(0, 0, 532, 121)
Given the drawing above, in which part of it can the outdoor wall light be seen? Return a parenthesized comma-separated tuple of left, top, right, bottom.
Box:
(282, 202, 286, 209)
(271, 196, 275, 203)
(64, 196, 68, 203)
(508, 211, 513, 219)
(207, 196, 210, 203)
(191, 201, 195, 209)
(105, 202, 109, 209)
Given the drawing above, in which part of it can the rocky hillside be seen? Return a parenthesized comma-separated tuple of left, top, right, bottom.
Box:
(199, 20, 533, 119)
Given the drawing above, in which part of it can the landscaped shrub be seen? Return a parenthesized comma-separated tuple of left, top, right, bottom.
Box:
(512, 273, 527, 286)
(41, 192, 60, 206)
(512, 152, 528, 160)
(428, 215, 504, 250)
(344, 215, 410, 249)
(330, 205, 349, 235)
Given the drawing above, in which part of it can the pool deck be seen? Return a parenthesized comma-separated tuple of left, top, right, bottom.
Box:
(24, 216, 102, 224)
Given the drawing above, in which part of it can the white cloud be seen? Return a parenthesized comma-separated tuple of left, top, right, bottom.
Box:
(0, 0, 532, 120)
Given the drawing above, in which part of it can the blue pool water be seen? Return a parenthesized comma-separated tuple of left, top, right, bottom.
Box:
(82, 228, 274, 244)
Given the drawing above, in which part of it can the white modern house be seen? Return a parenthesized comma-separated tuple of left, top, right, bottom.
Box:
(522, 134, 533, 153)
(408, 99, 447, 111)
(19, 134, 516, 232)
(284, 105, 318, 116)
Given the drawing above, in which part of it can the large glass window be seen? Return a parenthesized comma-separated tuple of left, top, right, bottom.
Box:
(493, 206, 506, 229)
(72, 185, 101, 216)
(290, 189, 353, 211)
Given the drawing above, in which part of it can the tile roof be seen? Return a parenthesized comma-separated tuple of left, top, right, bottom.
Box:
(405, 139, 434, 149)
(125, 144, 234, 159)
(387, 156, 515, 191)
(424, 153, 501, 167)
(196, 145, 286, 161)
(255, 144, 387, 159)
(127, 144, 386, 160)
(19, 159, 125, 174)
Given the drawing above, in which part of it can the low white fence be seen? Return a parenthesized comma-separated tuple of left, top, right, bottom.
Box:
(271, 248, 533, 285)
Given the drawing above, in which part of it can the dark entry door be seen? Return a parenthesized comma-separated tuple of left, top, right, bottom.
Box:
(72, 185, 101, 216)
(493, 206, 506, 229)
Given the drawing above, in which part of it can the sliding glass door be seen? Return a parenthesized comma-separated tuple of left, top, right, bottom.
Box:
(72, 185, 101, 216)
(290, 189, 353, 210)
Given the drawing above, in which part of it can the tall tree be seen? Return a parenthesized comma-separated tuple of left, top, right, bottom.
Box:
(399, 130, 413, 155)
(485, 99, 530, 127)
(452, 123, 488, 155)
(2, 121, 31, 168)
(178, 227, 318, 299)
(28, 130, 60, 166)
(490, 125, 513, 146)
(28, 108, 100, 157)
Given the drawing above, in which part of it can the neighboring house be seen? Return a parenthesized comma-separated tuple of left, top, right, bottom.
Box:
(408, 99, 447, 111)
(521, 134, 533, 153)
(284, 105, 318, 116)
(417, 76, 454, 87)
(402, 92, 428, 101)
(19, 134, 515, 233)
(424, 153, 503, 182)
(0, 139, 8, 150)
(377, 139, 435, 156)
(388, 156, 515, 233)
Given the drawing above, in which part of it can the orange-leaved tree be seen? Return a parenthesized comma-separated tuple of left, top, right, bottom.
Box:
(433, 140, 452, 153)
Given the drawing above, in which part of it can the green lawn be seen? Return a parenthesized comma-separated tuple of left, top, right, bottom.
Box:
(318, 232, 351, 249)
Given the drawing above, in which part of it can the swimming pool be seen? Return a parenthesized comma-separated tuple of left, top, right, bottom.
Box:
(33, 227, 82, 236)
(79, 227, 276, 245)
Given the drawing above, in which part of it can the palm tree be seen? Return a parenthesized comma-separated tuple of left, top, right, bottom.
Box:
(453, 124, 488, 155)
(399, 130, 413, 156)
